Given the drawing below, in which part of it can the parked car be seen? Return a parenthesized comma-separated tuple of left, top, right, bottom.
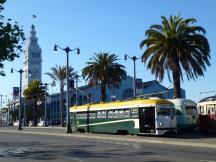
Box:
(13, 121, 19, 127)
(38, 121, 50, 127)
(28, 121, 35, 126)
(37, 121, 44, 127)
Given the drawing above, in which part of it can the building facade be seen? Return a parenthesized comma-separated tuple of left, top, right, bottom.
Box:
(47, 76, 186, 124)
(24, 25, 42, 88)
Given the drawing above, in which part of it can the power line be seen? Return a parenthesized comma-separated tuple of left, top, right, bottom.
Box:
(199, 91, 216, 94)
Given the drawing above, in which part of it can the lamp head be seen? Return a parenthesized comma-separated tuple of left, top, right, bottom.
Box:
(53, 44, 58, 53)
(124, 54, 127, 60)
(77, 48, 80, 55)
(51, 81, 56, 87)
(75, 74, 79, 78)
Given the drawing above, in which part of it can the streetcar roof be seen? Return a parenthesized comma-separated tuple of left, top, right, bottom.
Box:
(168, 98, 197, 107)
(198, 95, 216, 103)
(198, 100, 216, 106)
(70, 98, 173, 112)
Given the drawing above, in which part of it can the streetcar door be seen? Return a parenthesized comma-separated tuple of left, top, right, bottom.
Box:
(139, 108, 155, 133)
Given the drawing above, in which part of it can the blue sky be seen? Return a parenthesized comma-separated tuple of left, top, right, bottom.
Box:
(1, 0, 216, 105)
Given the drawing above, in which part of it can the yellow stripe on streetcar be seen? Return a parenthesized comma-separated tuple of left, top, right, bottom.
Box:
(70, 98, 173, 112)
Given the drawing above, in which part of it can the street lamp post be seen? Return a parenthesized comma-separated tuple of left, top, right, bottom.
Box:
(11, 68, 24, 130)
(0, 94, 3, 109)
(124, 54, 141, 99)
(23, 101, 26, 126)
(53, 44, 80, 133)
(43, 83, 48, 127)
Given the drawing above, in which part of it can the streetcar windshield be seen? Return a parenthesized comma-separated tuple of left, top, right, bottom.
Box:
(157, 107, 175, 116)
(185, 106, 197, 115)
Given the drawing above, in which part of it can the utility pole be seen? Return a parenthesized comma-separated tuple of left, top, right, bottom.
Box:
(11, 68, 24, 130)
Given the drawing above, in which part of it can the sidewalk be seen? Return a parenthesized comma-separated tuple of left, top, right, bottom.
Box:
(1, 126, 216, 149)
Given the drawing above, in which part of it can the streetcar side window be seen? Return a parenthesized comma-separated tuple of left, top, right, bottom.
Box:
(207, 105, 215, 115)
(199, 106, 205, 114)
(118, 110, 124, 118)
(76, 112, 87, 119)
(90, 112, 96, 119)
(131, 108, 138, 118)
(97, 111, 102, 118)
(113, 110, 118, 118)
(97, 111, 106, 118)
(107, 109, 131, 118)
(101, 111, 106, 118)
(207, 108, 211, 114)
(207, 105, 212, 114)
(211, 105, 215, 114)
(108, 110, 114, 118)
(124, 109, 130, 118)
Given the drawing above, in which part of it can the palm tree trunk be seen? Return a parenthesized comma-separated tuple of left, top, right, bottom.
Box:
(172, 70, 181, 98)
(101, 82, 106, 101)
(172, 54, 182, 98)
(60, 84, 64, 127)
(33, 100, 38, 126)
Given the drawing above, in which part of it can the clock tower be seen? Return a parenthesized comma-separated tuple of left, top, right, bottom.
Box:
(24, 25, 42, 88)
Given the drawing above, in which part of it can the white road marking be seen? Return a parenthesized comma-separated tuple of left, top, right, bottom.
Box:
(131, 143, 141, 149)
(0, 147, 33, 157)
(72, 158, 84, 161)
(63, 156, 84, 162)
(114, 142, 129, 146)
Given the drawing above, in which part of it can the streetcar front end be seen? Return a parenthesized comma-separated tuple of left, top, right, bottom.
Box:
(156, 105, 177, 135)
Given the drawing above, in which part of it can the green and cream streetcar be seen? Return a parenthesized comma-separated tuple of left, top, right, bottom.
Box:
(70, 98, 177, 135)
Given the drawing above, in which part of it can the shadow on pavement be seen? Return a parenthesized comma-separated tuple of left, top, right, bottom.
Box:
(0, 140, 166, 161)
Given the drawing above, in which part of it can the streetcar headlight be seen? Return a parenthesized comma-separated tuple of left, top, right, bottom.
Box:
(160, 122, 163, 126)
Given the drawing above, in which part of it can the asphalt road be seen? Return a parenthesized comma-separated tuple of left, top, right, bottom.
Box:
(0, 130, 216, 162)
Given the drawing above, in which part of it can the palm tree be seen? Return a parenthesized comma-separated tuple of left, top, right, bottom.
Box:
(45, 65, 76, 127)
(82, 52, 127, 101)
(23, 80, 45, 126)
(140, 15, 210, 98)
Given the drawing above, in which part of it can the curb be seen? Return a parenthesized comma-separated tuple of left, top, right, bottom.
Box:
(0, 129, 216, 149)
